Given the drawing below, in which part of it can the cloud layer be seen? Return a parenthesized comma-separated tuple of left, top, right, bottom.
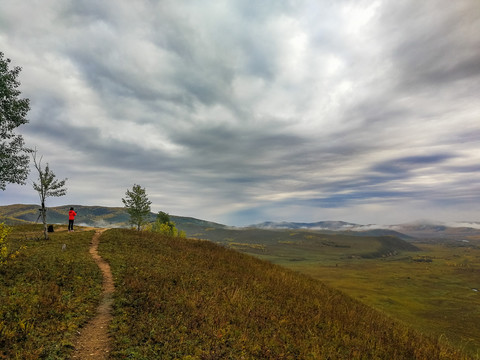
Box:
(1, 0, 479, 225)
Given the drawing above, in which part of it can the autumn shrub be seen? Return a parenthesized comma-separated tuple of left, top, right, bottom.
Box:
(0, 222, 10, 266)
(99, 229, 470, 359)
(150, 211, 187, 238)
(0, 222, 29, 279)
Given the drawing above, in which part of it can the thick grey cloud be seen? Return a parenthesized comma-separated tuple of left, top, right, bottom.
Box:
(381, 1, 480, 88)
(1, 0, 479, 226)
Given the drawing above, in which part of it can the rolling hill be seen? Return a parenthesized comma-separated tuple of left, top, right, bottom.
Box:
(252, 220, 415, 240)
(2, 204, 479, 248)
(0, 204, 226, 231)
(2, 209, 479, 356)
(98, 229, 468, 359)
(251, 219, 480, 241)
(1, 204, 419, 260)
(3, 204, 479, 240)
(2, 225, 470, 359)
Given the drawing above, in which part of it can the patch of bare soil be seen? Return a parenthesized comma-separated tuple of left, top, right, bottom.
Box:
(72, 229, 114, 359)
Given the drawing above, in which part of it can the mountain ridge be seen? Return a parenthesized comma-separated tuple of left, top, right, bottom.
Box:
(1, 204, 480, 240)
(0, 204, 226, 231)
(251, 219, 480, 240)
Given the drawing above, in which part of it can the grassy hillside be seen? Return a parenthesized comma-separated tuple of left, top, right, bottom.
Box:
(0, 204, 226, 231)
(189, 226, 419, 260)
(0, 225, 102, 359)
(201, 227, 480, 356)
(98, 229, 467, 359)
(282, 242, 480, 357)
(0, 204, 132, 227)
(1, 224, 476, 359)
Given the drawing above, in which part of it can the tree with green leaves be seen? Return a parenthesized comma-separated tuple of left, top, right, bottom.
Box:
(152, 211, 176, 236)
(32, 151, 68, 240)
(151, 211, 186, 238)
(156, 211, 171, 225)
(0, 52, 31, 190)
(122, 184, 152, 231)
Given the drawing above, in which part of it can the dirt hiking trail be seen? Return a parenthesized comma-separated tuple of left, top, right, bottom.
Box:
(72, 229, 114, 359)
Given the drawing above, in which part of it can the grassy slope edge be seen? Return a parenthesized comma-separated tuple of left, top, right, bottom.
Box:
(99, 229, 469, 360)
(0, 225, 102, 359)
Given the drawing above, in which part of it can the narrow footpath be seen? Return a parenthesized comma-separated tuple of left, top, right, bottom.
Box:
(72, 229, 114, 359)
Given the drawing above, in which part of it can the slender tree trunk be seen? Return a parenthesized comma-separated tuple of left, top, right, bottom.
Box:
(32, 150, 67, 239)
(41, 201, 48, 240)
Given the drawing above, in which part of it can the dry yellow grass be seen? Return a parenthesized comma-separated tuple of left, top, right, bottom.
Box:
(99, 229, 470, 359)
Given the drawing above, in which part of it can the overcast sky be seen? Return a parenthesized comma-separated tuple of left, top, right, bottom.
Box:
(1, 0, 479, 226)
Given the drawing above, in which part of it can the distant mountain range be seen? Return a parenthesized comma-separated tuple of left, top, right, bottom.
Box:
(250, 220, 480, 241)
(249, 221, 415, 240)
(1, 204, 479, 241)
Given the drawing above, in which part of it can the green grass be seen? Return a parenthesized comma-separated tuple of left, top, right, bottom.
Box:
(265, 243, 480, 358)
(199, 228, 419, 262)
(99, 228, 468, 359)
(2, 225, 476, 359)
(0, 224, 102, 359)
(208, 228, 480, 357)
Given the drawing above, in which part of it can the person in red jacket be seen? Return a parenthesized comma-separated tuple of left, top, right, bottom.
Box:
(68, 207, 77, 232)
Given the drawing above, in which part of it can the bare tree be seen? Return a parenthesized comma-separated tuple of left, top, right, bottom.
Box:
(32, 151, 67, 239)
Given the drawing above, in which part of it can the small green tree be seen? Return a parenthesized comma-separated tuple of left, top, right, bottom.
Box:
(122, 184, 152, 231)
(0, 52, 31, 190)
(32, 151, 68, 240)
(156, 211, 171, 226)
(151, 211, 186, 238)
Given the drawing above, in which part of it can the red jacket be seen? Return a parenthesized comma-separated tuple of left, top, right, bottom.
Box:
(69, 210, 77, 220)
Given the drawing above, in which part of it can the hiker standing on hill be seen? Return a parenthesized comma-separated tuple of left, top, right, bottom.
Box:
(68, 207, 77, 232)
